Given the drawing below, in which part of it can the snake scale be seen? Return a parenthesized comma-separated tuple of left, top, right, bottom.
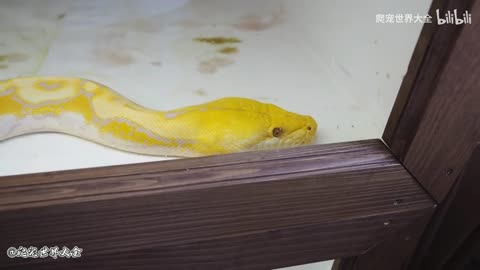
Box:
(0, 77, 317, 157)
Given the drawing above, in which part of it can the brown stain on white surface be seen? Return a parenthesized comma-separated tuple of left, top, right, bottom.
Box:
(233, 6, 286, 31)
(197, 57, 234, 74)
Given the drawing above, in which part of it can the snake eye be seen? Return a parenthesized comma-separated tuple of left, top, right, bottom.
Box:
(272, 127, 283, 137)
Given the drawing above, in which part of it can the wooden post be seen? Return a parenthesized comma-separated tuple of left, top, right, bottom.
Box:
(336, 0, 479, 269)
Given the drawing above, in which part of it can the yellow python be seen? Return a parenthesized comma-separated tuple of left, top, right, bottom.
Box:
(0, 77, 317, 157)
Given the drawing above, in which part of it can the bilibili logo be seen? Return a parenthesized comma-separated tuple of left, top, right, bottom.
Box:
(436, 9, 472, 25)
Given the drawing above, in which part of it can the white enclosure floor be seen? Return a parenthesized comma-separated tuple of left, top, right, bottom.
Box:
(0, 1, 431, 269)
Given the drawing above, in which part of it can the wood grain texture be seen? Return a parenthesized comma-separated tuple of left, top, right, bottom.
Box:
(337, 3, 477, 267)
(346, 210, 435, 270)
(379, 1, 480, 269)
(402, 0, 480, 201)
(382, 0, 474, 163)
(0, 140, 434, 269)
(410, 144, 480, 270)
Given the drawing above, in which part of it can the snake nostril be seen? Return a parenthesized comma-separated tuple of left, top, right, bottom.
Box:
(307, 126, 312, 131)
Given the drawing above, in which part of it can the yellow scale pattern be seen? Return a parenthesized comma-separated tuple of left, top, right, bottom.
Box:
(0, 77, 317, 156)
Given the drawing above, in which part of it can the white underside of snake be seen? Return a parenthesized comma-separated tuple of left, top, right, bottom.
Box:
(0, 77, 317, 157)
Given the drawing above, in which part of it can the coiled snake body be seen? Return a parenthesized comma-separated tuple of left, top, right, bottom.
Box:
(0, 77, 317, 157)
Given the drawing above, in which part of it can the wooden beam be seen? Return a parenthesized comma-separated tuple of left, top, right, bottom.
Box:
(409, 144, 480, 270)
(401, 0, 480, 202)
(334, 211, 434, 270)
(0, 140, 434, 269)
(382, 0, 478, 201)
(345, 1, 479, 269)
(382, 0, 474, 162)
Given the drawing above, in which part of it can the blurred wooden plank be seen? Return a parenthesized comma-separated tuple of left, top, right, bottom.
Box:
(0, 139, 434, 269)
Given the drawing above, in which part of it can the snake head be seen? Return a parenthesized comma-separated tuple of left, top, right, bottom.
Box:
(181, 98, 317, 155)
(250, 102, 318, 151)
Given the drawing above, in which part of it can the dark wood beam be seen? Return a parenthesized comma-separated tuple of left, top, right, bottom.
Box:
(0, 140, 434, 270)
(409, 144, 480, 270)
(382, 0, 477, 202)
(382, 0, 474, 168)
(337, 0, 478, 268)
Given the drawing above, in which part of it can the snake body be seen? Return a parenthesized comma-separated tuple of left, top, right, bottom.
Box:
(0, 77, 317, 157)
